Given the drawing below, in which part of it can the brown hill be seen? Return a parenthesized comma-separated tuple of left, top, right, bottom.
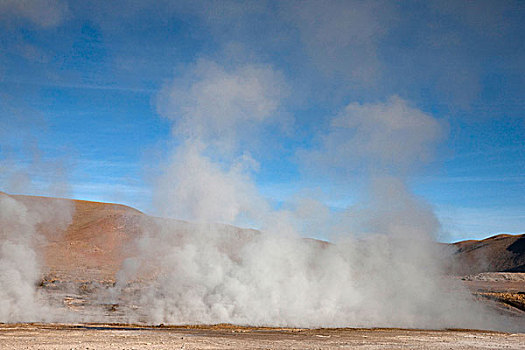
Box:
(2, 192, 523, 281)
(450, 234, 525, 275)
(3, 192, 259, 283)
(5, 193, 145, 282)
(46, 199, 145, 282)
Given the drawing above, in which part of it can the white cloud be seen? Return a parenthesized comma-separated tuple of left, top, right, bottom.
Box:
(157, 59, 289, 152)
(154, 142, 267, 224)
(0, 0, 69, 28)
(153, 59, 288, 224)
(283, 0, 395, 84)
(304, 96, 447, 176)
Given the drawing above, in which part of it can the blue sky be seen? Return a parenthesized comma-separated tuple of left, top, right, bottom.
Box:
(0, 0, 523, 242)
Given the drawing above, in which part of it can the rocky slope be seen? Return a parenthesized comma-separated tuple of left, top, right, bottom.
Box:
(450, 234, 525, 275)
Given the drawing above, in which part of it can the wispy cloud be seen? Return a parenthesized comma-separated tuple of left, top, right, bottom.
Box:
(282, 0, 395, 85)
(300, 96, 447, 177)
(0, 80, 155, 94)
(0, 0, 69, 28)
(156, 59, 289, 152)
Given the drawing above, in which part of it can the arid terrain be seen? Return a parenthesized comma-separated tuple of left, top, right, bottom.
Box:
(11, 193, 522, 283)
(1, 323, 525, 349)
(1, 193, 524, 348)
(450, 234, 525, 275)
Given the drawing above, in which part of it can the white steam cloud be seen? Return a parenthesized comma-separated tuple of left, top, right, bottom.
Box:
(0, 55, 516, 330)
(0, 1, 521, 333)
(155, 142, 265, 224)
(0, 55, 519, 330)
(0, 192, 73, 322)
(0, 86, 74, 322)
(153, 60, 286, 224)
(157, 59, 288, 151)
(0, 194, 41, 321)
(113, 60, 516, 331)
(303, 96, 447, 176)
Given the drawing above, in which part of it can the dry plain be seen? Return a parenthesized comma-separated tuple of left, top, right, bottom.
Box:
(1, 323, 525, 350)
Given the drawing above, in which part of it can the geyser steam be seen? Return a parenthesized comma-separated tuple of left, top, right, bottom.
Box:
(0, 193, 73, 322)
(113, 61, 513, 330)
(0, 57, 517, 331)
(0, 102, 74, 322)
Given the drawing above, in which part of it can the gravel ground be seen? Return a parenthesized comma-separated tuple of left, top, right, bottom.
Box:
(0, 323, 524, 349)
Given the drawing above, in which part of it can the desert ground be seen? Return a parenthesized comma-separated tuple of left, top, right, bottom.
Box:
(1, 323, 524, 350)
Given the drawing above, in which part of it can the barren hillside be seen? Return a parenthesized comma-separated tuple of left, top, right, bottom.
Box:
(9, 193, 144, 282)
(451, 234, 525, 275)
(2, 192, 524, 280)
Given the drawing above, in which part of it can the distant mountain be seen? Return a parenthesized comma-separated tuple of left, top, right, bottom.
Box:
(9, 193, 145, 282)
(1, 192, 523, 280)
(449, 234, 525, 275)
(2, 192, 257, 282)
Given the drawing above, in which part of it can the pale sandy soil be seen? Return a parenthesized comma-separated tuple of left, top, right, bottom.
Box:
(0, 324, 524, 350)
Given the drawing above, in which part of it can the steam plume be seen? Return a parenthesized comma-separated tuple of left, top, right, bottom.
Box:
(114, 60, 516, 331)
(0, 192, 73, 322)
(0, 99, 74, 322)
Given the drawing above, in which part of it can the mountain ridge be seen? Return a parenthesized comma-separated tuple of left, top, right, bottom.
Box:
(1, 192, 523, 280)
